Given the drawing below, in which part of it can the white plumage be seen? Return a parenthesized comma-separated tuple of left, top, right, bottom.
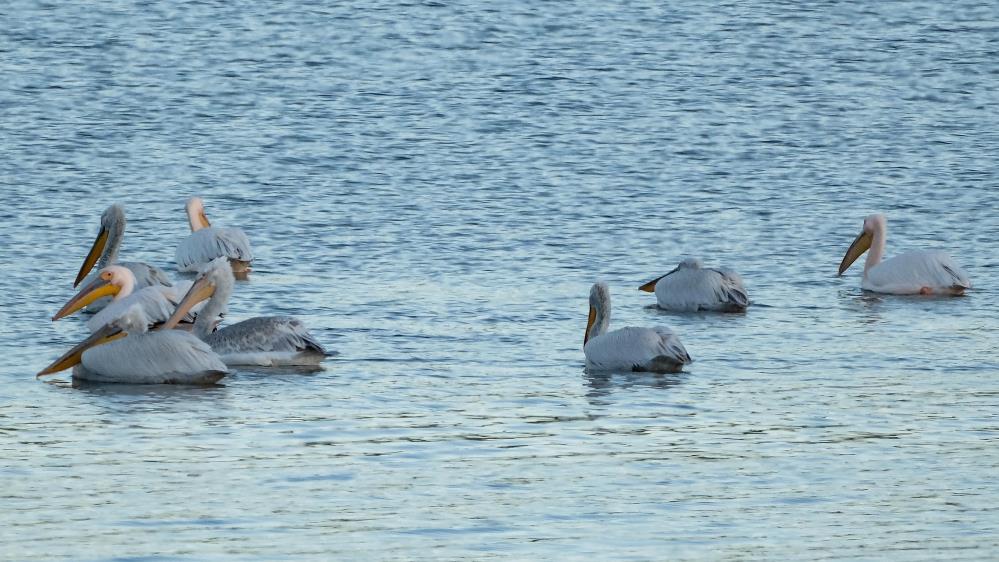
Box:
(41, 305, 228, 385)
(640, 258, 748, 312)
(76, 330, 228, 384)
(838, 214, 971, 295)
(54, 266, 200, 332)
(583, 282, 691, 373)
(175, 197, 253, 273)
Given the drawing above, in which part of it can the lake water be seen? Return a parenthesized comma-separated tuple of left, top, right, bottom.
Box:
(2, 1, 999, 559)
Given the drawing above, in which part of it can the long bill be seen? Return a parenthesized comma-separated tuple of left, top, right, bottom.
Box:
(52, 277, 120, 321)
(838, 231, 873, 276)
(74, 226, 109, 287)
(162, 276, 215, 330)
(638, 266, 678, 292)
(583, 305, 597, 346)
(37, 324, 126, 377)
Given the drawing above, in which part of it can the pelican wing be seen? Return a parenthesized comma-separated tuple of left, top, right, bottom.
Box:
(206, 316, 327, 366)
(119, 261, 173, 288)
(584, 326, 691, 373)
(865, 250, 971, 294)
(176, 228, 253, 272)
(655, 267, 748, 312)
(78, 331, 228, 384)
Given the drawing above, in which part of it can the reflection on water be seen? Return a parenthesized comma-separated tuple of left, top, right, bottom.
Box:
(584, 369, 687, 404)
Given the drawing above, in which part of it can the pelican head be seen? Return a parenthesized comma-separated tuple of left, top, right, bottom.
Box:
(163, 257, 232, 331)
(53, 265, 136, 321)
(186, 197, 211, 232)
(838, 213, 886, 275)
(74, 204, 127, 287)
(37, 305, 149, 377)
(584, 282, 611, 346)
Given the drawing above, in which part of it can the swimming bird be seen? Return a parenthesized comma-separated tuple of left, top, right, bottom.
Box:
(38, 305, 228, 384)
(52, 265, 200, 332)
(175, 197, 253, 277)
(583, 282, 691, 373)
(838, 213, 971, 295)
(163, 257, 329, 366)
(639, 258, 749, 312)
(74, 204, 172, 311)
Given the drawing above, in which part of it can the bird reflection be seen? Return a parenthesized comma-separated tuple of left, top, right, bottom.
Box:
(583, 368, 686, 404)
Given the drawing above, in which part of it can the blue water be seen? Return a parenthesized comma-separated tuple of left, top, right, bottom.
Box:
(2, 1, 999, 559)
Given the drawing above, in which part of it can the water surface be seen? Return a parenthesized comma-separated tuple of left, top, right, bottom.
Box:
(2, 1, 999, 559)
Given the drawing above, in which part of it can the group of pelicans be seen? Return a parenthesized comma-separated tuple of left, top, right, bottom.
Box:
(37, 207, 971, 385)
(583, 213, 972, 373)
(37, 197, 329, 384)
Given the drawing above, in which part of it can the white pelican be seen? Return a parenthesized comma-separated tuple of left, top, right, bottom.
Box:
(75, 204, 172, 311)
(639, 258, 749, 312)
(52, 265, 200, 332)
(164, 257, 329, 366)
(175, 197, 253, 277)
(838, 213, 971, 295)
(38, 305, 228, 385)
(583, 282, 692, 373)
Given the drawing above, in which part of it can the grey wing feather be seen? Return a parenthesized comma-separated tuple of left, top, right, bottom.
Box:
(207, 316, 326, 355)
(710, 268, 749, 309)
(176, 228, 253, 270)
(119, 261, 172, 288)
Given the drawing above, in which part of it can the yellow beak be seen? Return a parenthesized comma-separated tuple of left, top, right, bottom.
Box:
(52, 278, 120, 321)
(639, 276, 663, 293)
(583, 305, 597, 346)
(162, 276, 215, 330)
(838, 230, 873, 276)
(37, 324, 126, 377)
(74, 226, 108, 287)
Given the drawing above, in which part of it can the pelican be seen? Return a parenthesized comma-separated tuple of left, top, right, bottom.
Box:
(52, 265, 202, 332)
(164, 257, 329, 366)
(38, 304, 228, 384)
(175, 197, 253, 276)
(639, 258, 748, 312)
(583, 282, 692, 373)
(838, 213, 971, 295)
(74, 204, 172, 311)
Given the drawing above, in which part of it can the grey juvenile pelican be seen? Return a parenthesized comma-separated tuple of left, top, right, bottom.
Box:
(175, 197, 253, 277)
(583, 282, 691, 373)
(75, 204, 172, 311)
(53, 265, 200, 332)
(38, 304, 228, 384)
(639, 258, 748, 312)
(164, 257, 329, 366)
(838, 213, 971, 295)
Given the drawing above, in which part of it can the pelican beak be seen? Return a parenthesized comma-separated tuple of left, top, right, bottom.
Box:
(838, 231, 873, 275)
(74, 226, 109, 287)
(37, 324, 126, 377)
(200, 210, 211, 229)
(52, 277, 120, 321)
(162, 276, 215, 330)
(583, 305, 597, 346)
(639, 276, 664, 292)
